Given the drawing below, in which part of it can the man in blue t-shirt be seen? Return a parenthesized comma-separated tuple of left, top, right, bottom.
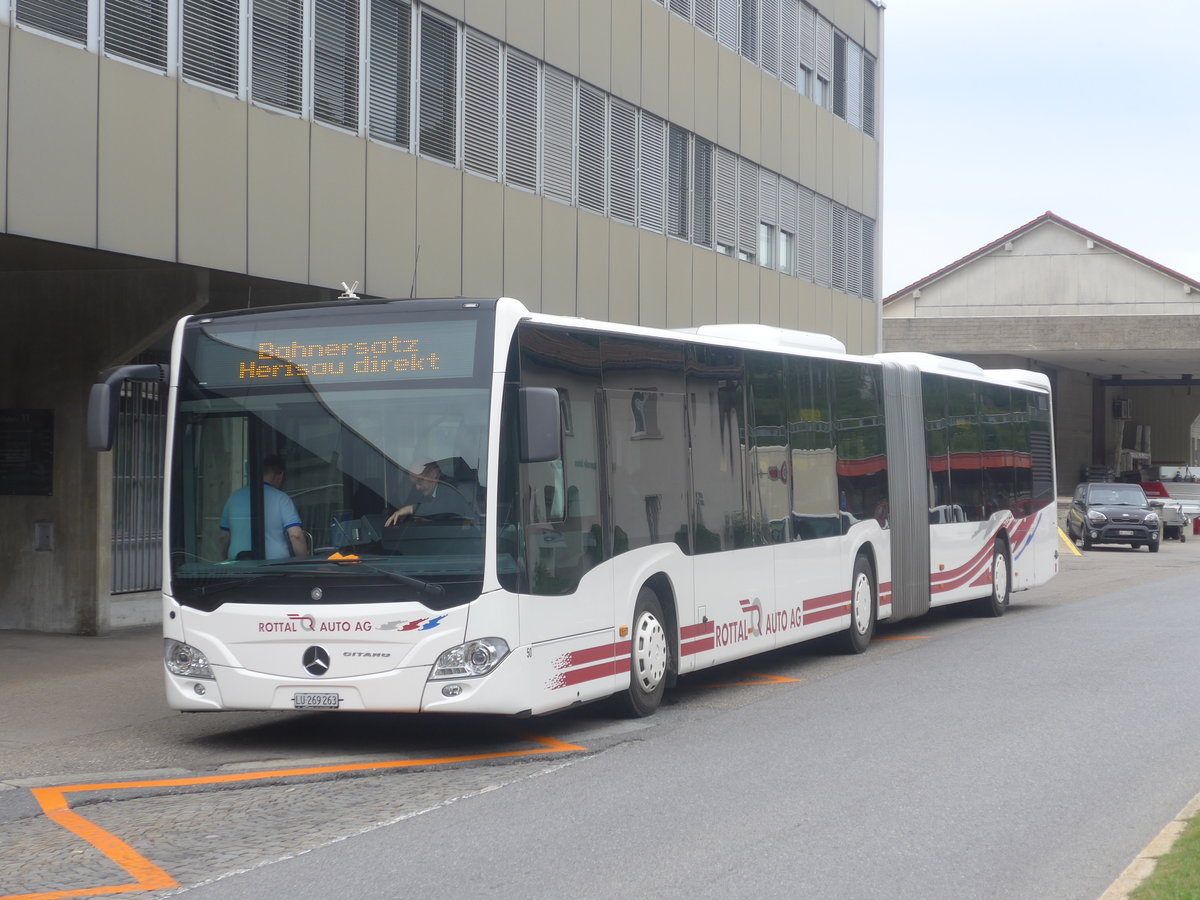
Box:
(219, 455, 307, 560)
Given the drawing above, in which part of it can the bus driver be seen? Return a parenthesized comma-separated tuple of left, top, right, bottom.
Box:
(385, 461, 472, 526)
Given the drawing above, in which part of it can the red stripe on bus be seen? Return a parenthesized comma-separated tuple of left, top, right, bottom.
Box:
(804, 603, 850, 625)
(558, 641, 624, 669)
(556, 660, 619, 687)
(680, 621, 715, 639)
(681, 637, 715, 655)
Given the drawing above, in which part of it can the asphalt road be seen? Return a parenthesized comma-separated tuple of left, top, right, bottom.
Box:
(3, 529, 1199, 899)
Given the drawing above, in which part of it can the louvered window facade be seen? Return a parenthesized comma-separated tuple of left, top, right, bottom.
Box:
(417, 10, 457, 164)
(578, 84, 608, 215)
(182, 0, 239, 92)
(739, 0, 757, 62)
(314, 0, 359, 130)
(692, 137, 714, 249)
(638, 112, 666, 234)
(795, 185, 814, 281)
(716, 0, 738, 51)
(667, 125, 690, 240)
(104, 0, 169, 69)
(737, 157, 757, 262)
(252, 0, 304, 112)
(38, 0, 881, 310)
(760, 0, 779, 76)
(16, 0, 87, 43)
(542, 67, 576, 203)
(368, 0, 411, 147)
(503, 50, 539, 191)
(715, 148, 738, 256)
(463, 31, 501, 179)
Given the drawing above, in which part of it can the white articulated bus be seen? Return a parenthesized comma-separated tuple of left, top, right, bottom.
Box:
(89, 297, 1058, 717)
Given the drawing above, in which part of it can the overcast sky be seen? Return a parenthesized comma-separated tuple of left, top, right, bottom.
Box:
(881, 0, 1200, 296)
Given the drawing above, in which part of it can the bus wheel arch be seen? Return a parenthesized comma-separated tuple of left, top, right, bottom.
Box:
(839, 549, 876, 654)
(616, 576, 675, 717)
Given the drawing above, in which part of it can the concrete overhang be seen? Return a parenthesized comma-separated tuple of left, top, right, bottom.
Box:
(883, 315, 1200, 384)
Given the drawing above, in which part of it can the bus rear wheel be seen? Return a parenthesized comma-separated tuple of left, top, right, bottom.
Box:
(975, 542, 1010, 617)
(839, 555, 875, 654)
(617, 587, 670, 718)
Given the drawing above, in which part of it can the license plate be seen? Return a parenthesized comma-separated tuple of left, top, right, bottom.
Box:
(1118, 530, 1134, 536)
(293, 692, 340, 709)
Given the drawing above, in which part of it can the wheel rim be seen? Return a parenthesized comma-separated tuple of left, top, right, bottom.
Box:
(852, 572, 872, 635)
(631, 610, 668, 693)
(993, 552, 1009, 604)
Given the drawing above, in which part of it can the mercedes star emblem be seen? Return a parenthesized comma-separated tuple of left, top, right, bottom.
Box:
(303, 646, 331, 676)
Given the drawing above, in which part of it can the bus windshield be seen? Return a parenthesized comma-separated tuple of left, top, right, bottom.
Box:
(169, 302, 494, 610)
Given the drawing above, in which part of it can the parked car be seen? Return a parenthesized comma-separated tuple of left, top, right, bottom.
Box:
(1066, 482, 1160, 551)
(1140, 482, 1189, 541)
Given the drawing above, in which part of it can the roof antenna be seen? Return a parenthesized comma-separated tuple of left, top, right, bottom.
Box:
(410, 245, 421, 299)
(338, 281, 360, 300)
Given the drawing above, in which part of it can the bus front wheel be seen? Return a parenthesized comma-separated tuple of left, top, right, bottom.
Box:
(617, 587, 670, 717)
(839, 555, 875, 654)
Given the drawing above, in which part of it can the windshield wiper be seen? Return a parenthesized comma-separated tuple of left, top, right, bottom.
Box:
(258, 556, 446, 600)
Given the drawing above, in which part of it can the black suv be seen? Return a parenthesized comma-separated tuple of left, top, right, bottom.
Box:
(1065, 482, 1160, 552)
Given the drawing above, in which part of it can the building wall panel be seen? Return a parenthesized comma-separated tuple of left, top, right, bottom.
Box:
(610, 0, 642, 104)
(504, 187, 542, 308)
(638, 231, 667, 327)
(365, 143, 417, 298)
(8, 30, 98, 248)
(692, 32, 718, 143)
(178, 84, 248, 273)
(579, 0, 612, 90)
(247, 108, 310, 282)
(98, 59, 177, 261)
(462, 176, 504, 297)
(542, 200, 578, 315)
(641, 2, 669, 118)
(414, 159, 463, 296)
(577, 211, 610, 321)
(507, 0, 545, 60)
(668, 15, 694, 132)
(545, 0, 579, 77)
(665, 238, 693, 327)
(310, 126, 367, 292)
(609, 221, 640, 324)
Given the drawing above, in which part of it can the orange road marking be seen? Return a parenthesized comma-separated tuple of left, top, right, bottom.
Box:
(1, 733, 584, 900)
(698, 671, 802, 688)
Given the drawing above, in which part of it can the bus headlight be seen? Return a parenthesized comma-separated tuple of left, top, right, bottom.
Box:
(430, 638, 510, 679)
(165, 639, 214, 679)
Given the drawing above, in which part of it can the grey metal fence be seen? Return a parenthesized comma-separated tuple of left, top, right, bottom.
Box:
(111, 372, 166, 593)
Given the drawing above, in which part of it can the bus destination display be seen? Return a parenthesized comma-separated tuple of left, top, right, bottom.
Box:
(192, 319, 478, 388)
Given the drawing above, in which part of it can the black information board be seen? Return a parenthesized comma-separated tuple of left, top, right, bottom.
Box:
(0, 409, 53, 496)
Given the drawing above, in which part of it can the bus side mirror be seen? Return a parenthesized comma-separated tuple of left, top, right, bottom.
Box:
(87, 364, 168, 451)
(519, 387, 561, 463)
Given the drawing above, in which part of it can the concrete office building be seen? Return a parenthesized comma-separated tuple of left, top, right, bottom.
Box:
(0, 0, 883, 633)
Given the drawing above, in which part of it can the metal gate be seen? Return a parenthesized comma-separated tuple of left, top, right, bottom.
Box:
(111, 369, 166, 593)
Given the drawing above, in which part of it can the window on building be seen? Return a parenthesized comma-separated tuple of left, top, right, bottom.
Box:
(737, 157, 757, 262)
(760, 0, 779, 76)
(814, 13, 832, 110)
(759, 223, 775, 269)
(717, 0, 738, 51)
(861, 217, 876, 298)
(715, 147, 737, 257)
(368, 0, 411, 147)
(778, 178, 796, 275)
(796, 185, 814, 281)
(542, 66, 576, 203)
(831, 202, 847, 292)
(757, 169, 777, 269)
(503, 50, 539, 190)
(740, 0, 758, 62)
(638, 112, 666, 233)
(182, 0, 239, 92)
(251, 0, 304, 112)
(610, 99, 638, 224)
(695, 0, 716, 36)
(578, 84, 608, 215)
(104, 0, 169, 69)
(693, 137, 714, 248)
(314, 0, 359, 130)
(863, 52, 877, 138)
(463, 30, 501, 178)
(814, 194, 831, 287)
(16, 0, 87, 43)
(780, 0, 798, 88)
(667, 124, 690, 240)
(418, 11, 458, 163)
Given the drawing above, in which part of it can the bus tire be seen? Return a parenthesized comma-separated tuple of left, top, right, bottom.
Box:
(617, 587, 670, 718)
(839, 555, 875, 654)
(976, 542, 1010, 617)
